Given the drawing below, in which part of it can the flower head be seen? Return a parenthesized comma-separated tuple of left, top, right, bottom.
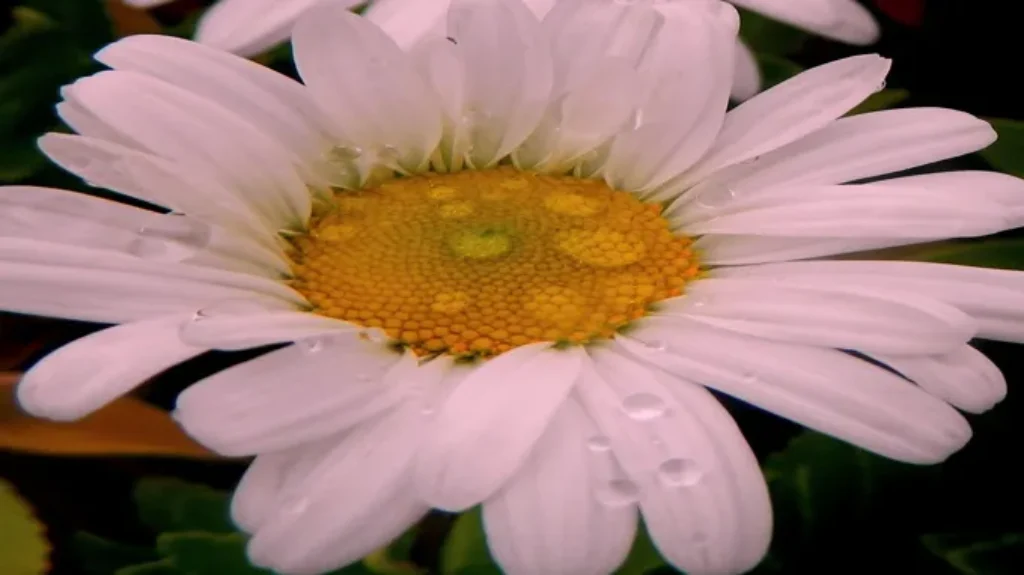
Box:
(9, 1, 1020, 574)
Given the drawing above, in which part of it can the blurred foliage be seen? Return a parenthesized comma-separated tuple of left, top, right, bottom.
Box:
(73, 477, 384, 575)
(0, 479, 49, 574)
(0, 0, 110, 182)
(922, 533, 1024, 575)
(919, 238, 1024, 271)
(980, 118, 1024, 178)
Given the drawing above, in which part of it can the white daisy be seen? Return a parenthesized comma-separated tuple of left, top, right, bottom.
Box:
(10, 1, 1019, 574)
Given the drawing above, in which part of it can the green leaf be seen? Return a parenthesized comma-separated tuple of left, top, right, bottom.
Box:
(0, 479, 49, 575)
(363, 528, 422, 575)
(921, 533, 1024, 575)
(0, 3, 107, 183)
(615, 522, 665, 575)
(737, 9, 810, 56)
(916, 238, 1024, 271)
(847, 89, 911, 115)
(156, 532, 272, 575)
(441, 508, 498, 575)
(72, 532, 159, 575)
(115, 559, 182, 575)
(133, 478, 234, 534)
(980, 118, 1024, 177)
(754, 54, 804, 90)
(761, 431, 934, 567)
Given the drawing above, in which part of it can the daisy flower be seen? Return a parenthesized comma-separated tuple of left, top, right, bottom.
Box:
(126, 0, 878, 100)
(11, 0, 1020, 574)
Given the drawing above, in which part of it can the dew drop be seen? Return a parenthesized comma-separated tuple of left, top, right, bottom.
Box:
(643, 339, 668, 352)
(299, 337, 326, 354)
(421, 405, 436, 416)
(657, 458, 703, 487)
(595, 479, 640, 507)
(693, 185, 738, 209)
(740, 371, 759, 384)
(876, 80, 887, 92)
(621, 393, 667, 421)
(587, 435, 612, 452)
(359, 329, 389, 344)
(128, 214, 211, 262)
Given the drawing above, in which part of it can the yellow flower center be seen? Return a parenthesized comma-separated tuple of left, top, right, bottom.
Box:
(291, 167, 698, 359)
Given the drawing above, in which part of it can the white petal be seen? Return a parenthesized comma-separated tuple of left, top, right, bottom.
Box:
(444, 0, 553, 168)
(870, 346, 1007, 414)
(364, 0, 450, 49)
(730, 0, 879, 45)
(37, 134, 280, 247)
(663, 277, 976, 355)
(415, 343, 583, 511)
(684, 55, 891, 185)
(0, 240, 300, 324)
(196, 0, 363, 57)
(575, 351, 772, 574)
(682, 184, 1009, 238)
(692, 108, 995, 199)
(180, 309, 362, 351)
(174, 339, 422, 456)
(293, 3, 443, 174)
(713, 260, 1024, 344)
(617, 317, 972, 463)
(232, 451, 293, 534)
(603, 4, 737, 192)
(729, 40, 761, 102)
(483, 399, 637, 575)
(248, 405, 429, 575)
(869, 170, 1024, 228)
(0, 184, 288, 277)
(70, 71, 311, 230)
(95, 34, 332, 184)
(17, 314, 205, 421)
(56, 94, 137, 148)
(233, 434, 344, 534)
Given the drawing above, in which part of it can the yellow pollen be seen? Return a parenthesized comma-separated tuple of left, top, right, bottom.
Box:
(438, 201, 475, 219)
(291, 167, 699, 359)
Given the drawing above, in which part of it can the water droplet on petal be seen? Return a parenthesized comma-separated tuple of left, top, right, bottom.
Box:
(694, 185, 738, 209)
(595, 479, 640, 507)
(622, 393, 667, 421)
(421, 405, 436, 416)
(657, 458, 703, 487)
(741, 371, 759, 384)
(191, 300, 264, 322)
(876, 80, 887, 92)
(299, 337, 326, 354)
(359, 329, 389, 344)
(643, 339, 668, 352)
(128, 214, 211, 262)
(587, 435, 612, 452)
